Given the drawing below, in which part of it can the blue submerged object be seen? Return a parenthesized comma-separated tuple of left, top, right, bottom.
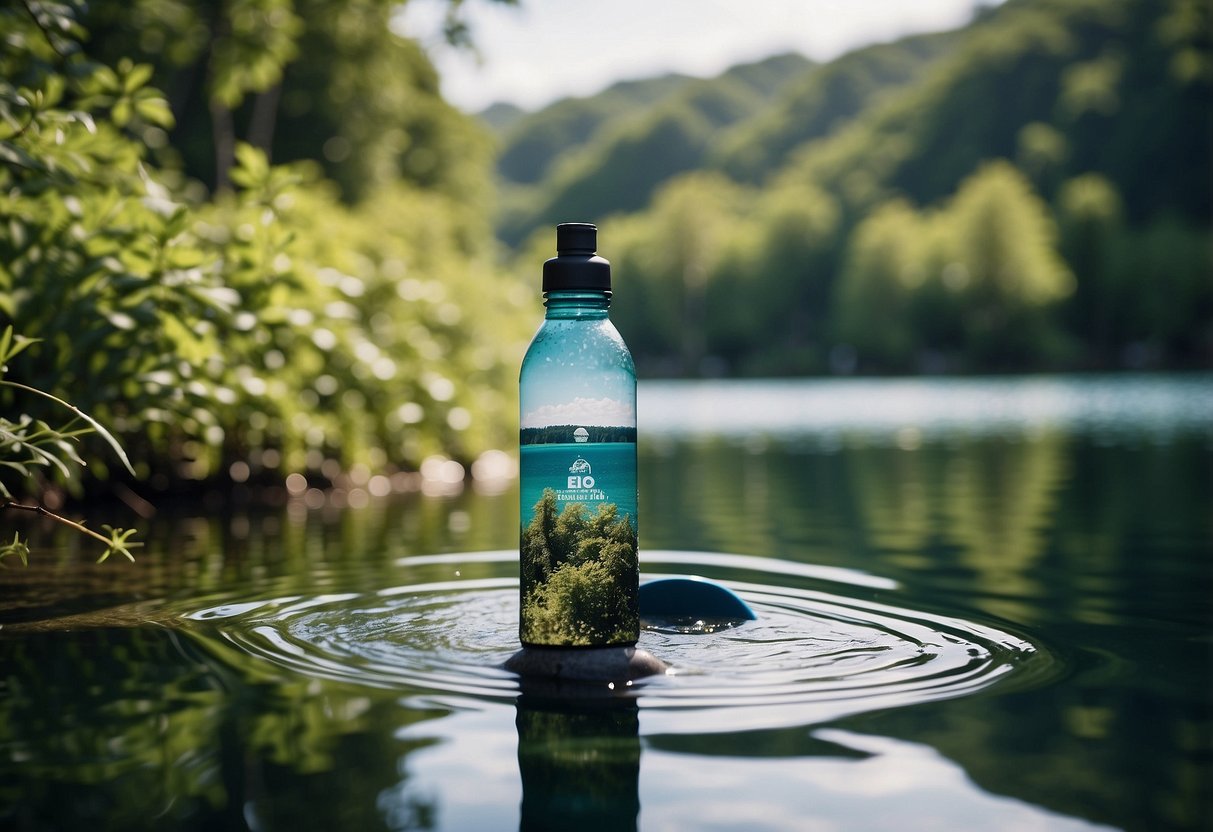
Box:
(639, 576, 757, 630)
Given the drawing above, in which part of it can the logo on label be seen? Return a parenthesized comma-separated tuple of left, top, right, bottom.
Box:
(568, 457, 594, 488)
(574, 427, 589, 443)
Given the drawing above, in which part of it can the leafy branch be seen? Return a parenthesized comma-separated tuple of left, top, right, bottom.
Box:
(0, 504, 139, 565)
(0, 379, 135, 479)
(0, 325, 140, 565)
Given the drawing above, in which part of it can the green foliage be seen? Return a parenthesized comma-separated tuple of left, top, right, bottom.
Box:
(504, 105, 714, 246)
(945, 161, 1074, 364)
(1, 0, 535, 497)
(494, 74, 694, 187)
(0, 329, 87, 501)
(778, 0, 1211, 221)
(710, 32, 957, 183)
(494, 54, 810, 245)
(610, 172, 751, 373)
(835, 162, 1073, 370)
(81, 0, 500, 204)
(493, 55, 809, 189)
(272, 0, 495, 205)
(711, 180, 843, 374)
(521, 426, 636, 445)
(520, 490, 638, 646)
(208, 0, 303, 108)
(1096, 216, 1213, 364)
(509, 0, 1210, 374)
(834, 201, 926, 369)
(609, 171, 845, 376)
(0, 327, 140, 564)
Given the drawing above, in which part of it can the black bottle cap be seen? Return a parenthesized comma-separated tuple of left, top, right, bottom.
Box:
(542, 222, 611, 293)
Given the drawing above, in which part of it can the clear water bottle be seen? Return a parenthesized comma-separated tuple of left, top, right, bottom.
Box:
(518, 223, 639, 648)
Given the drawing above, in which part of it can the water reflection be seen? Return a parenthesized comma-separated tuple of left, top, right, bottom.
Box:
(0, 625, 452, 831)
(1, 377, 1209, 830)
(516, 696, 640, 832)
(639, 428, 1212, 635)
(840, 433, 1073, 624)
(641, 728, 1120, 831)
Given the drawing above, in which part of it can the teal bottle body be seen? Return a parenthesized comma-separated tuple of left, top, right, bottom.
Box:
(519, 225, 639, 648)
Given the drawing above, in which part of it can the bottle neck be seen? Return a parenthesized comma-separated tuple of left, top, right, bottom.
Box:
(543, 290, 611, 320)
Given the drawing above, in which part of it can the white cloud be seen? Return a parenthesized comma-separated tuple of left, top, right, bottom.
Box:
(395, 0, 1002, 112)
(522, 396, 635, 428)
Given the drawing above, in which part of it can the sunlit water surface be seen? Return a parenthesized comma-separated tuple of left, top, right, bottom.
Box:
(2, 375, 1210, 832)
(183, 550, 1054, 731)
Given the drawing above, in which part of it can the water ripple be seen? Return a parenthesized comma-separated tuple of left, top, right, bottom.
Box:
(181, 550, 1059, 733)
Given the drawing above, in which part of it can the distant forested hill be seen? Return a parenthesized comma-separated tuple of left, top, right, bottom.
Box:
(488, 0, 1211, 376)
(487, 53, 814, 245)
(709, 30, 960, 184)
(493, 72, 699, 187)
(479, 102, 528, 133)
(777, 0, 1211, 223)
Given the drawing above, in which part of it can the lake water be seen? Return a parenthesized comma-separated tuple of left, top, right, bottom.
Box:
(2, 375, 1210, 831)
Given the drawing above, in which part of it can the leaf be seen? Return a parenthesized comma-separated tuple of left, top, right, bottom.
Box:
(0, 142, 40, 171)
(42, 74, 65, 108)
(134, 92, 175, 129)
(191, 285, 242, 311)
(0, 460, 33, 479)
(98, 525, 141, 563)
(0, 325, 41, 367)
(92, 66, 120, 94)
(104, 310, 137, 331)
(112, 97, 131, 127)
(0, 380, 136, 476)
(69, 110, 97, 134)
(231, 143, 269, 188)
(123, 63, 154, 94)
(0, 532, 30, 568)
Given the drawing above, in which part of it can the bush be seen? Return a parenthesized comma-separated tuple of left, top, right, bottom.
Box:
(0, 1, 534, 496)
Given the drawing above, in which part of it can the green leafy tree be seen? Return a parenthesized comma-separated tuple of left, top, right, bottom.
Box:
(2, 1, 533, 495)
(608, 172, 751, 375)
(0, 0, 224, 480)
(835, 163, 1073, 371)
(496, 75, 695, 186)
(523, 106, 714, 243)
(778, 0, 1210, 247)
(943, 160, 1074, 367)
(718, 181, 842, 374)
(1057, 173, 1125, 363)
(520, 489, 638, 646)
(1105, 217, 1213, 365)
(82, 0, 302, 191)
(1016, 121, 1069, 195)
(833, 199, 926, 370)
(82, 0, 507, 203)
(520, 489, 560, 592)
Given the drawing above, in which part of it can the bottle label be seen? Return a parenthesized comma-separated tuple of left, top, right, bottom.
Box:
(519, 424, 638, 647)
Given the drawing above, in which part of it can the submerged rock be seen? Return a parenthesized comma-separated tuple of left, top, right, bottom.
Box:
(504, 646, 668, 683)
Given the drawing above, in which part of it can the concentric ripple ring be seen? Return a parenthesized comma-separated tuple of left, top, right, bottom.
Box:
(181, 550, 1059, 733)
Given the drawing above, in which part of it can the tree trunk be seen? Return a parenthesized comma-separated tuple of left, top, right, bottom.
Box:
(248, 82, 283, 160)
(210, 97, 234, 193)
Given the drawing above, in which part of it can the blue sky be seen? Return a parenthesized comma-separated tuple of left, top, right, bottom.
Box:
(394, 0, 1002, 112)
